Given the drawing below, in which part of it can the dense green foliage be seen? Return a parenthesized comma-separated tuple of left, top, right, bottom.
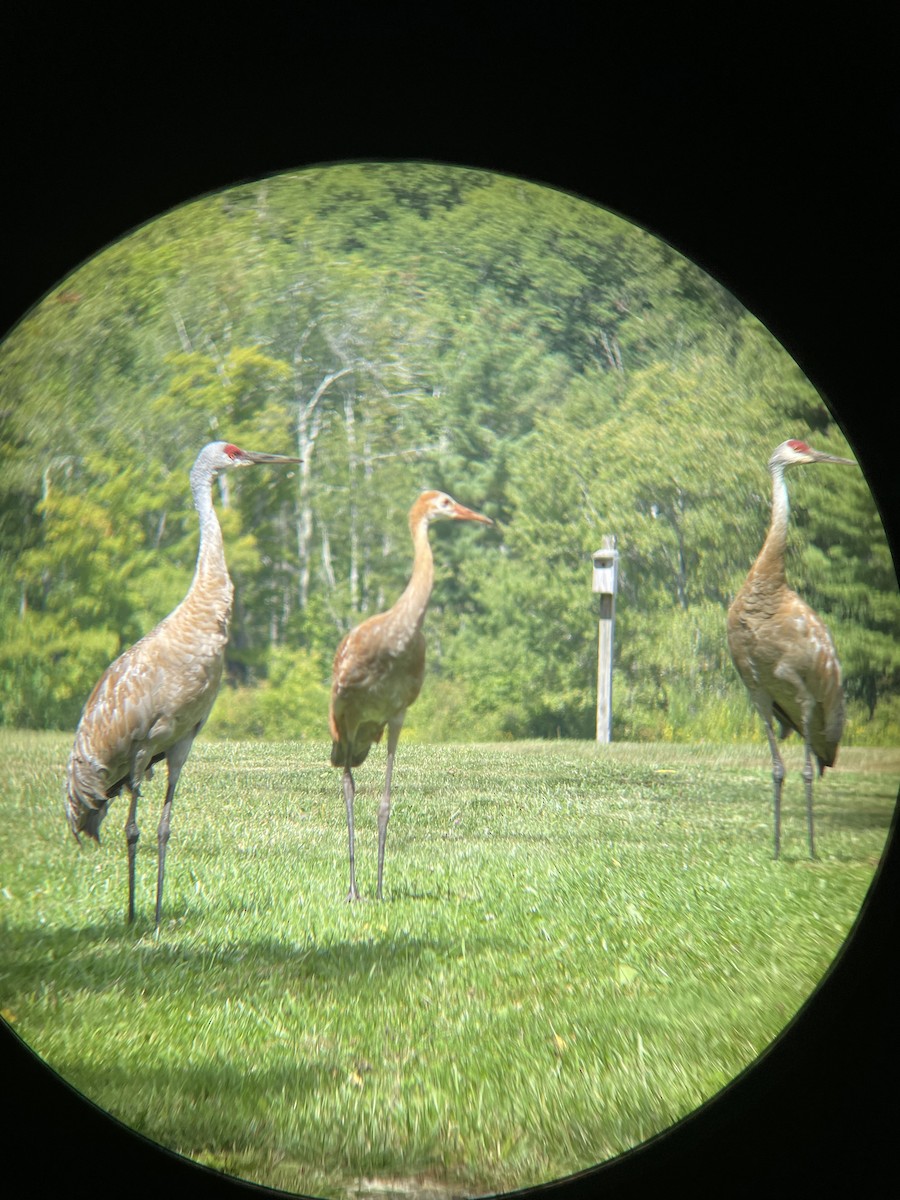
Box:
(1, 733, 895, 1196)
(1, 163, 897, 741)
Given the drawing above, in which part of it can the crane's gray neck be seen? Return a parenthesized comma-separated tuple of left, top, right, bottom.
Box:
(754, 460, 790, 586)
(390, 513, 435, 635)
(190, 454, 228, 585)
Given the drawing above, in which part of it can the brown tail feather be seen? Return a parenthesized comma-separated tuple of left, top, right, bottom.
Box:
(330, 739, 373, 769)
(330, 721, 386, 769)
(773, 702, 838, 773)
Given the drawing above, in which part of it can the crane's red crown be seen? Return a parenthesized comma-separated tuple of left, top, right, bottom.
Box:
(787, 439, 811, 453)
(224, 444, 243, 459)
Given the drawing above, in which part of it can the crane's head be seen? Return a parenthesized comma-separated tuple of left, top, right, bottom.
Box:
(769, 439, 856, 472)
(414, 490, 493, 527)
(199, 442, 302, 472)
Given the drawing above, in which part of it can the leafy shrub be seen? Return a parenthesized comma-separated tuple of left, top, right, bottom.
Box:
(204, 646, 331, 741)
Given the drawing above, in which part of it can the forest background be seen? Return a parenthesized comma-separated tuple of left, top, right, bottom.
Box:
(1, 161, 897, 747)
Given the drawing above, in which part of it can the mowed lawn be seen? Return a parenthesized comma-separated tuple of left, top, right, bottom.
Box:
(0, 731, 896, 1198)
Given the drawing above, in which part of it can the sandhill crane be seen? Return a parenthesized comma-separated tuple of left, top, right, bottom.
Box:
(65, 441, 300, 927)
(329, 490, 493, 902)
(727, 438, 856, 858)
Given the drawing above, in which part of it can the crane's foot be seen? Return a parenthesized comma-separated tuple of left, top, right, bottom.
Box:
(345, 887, 362, 903)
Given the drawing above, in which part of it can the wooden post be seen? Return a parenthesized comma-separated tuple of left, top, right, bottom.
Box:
(592, 536, 618, 743)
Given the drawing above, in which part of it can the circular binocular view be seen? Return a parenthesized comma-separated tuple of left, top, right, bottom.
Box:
(1, 161, 896, 1198)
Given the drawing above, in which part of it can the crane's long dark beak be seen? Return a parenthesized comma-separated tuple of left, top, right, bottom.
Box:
(810, 450, 856, 466)
(451, 502, 493, 524)
(241, 451, 302, 465)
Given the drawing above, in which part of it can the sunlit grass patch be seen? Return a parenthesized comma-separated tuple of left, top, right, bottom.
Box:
(0, 732, 895, 1198)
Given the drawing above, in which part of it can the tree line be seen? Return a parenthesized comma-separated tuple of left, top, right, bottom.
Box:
(1, 162, 897, 744)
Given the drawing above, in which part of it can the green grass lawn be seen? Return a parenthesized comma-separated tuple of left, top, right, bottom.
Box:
(1, 731, 896, 1198)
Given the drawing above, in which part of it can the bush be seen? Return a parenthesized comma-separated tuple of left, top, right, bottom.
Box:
(403, 675, 511, 743)
(843, 694, 900, 748)
(204, 646, 331, 741)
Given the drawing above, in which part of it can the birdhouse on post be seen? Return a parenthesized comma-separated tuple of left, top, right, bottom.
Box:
(592, 535, 618, 743)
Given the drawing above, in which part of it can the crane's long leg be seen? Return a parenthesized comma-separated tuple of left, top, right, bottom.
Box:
(376, 716, 404, 902)
(762, 718, 785, 860)
(155, 733, 194, 930)
(344, 746, 360, 903)
(802, 737, 817, 861)
(124, 785, 141, 925)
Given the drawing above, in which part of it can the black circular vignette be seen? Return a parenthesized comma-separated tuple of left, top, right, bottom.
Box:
(2, 12, 896, 1200)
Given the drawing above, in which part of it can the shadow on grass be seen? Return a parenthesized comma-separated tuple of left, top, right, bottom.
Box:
(25, 1044, 490, 1200)
(45, 1050, 342, 1174)
(0, 914, 496, 1008)
(2, 916, 502, 1192)
(823, 802, 898, 832)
